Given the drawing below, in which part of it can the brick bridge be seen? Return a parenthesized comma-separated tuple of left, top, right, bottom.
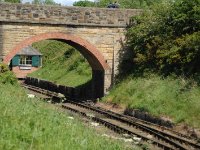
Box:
(0, 3, 140, 98)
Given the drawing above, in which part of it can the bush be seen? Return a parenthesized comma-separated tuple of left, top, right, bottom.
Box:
(126, 0, 200, 76)
(0, 63, 17, 85)
(0, 63, 9, 73)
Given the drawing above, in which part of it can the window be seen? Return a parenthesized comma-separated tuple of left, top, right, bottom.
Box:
(20, 56, 32, 66)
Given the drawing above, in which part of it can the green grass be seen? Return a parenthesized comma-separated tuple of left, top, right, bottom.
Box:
(0, 83, 131, 150)
(104, 73, 200, 128)
(28, 40, 92, 87)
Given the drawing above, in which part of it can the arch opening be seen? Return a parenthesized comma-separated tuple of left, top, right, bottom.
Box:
(3, 32, 109, 71)
(4, 32, 110, 99)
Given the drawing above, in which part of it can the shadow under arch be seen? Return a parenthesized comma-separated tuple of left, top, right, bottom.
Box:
(3, 32, 110, 99)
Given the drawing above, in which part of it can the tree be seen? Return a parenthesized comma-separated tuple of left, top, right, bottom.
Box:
(1, 0, 21, 3)
(73, 0, 163, 8)
(44, 0, 56, 5)
(73, 0, 95, 7)
(32, 0, 41, 4)
(126, 0, 200, 75)
(32, 0, 57, 5)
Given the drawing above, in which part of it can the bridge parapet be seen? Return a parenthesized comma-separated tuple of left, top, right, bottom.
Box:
(0, 3, 141, 27)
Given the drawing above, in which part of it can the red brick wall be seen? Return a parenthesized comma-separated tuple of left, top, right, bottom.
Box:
(12, 66, 40, 78)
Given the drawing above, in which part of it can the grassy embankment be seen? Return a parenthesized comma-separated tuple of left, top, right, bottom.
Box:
(28, 40, 92, 87)
(103, 74, 200, 128)
(0, 83, 131, 150)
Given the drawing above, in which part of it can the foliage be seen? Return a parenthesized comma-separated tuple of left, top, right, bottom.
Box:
(0, 63, 17, 85)
(0, 84, 131, 150)
(104, 73, 200, 127)
(32, 0, 57, 5)
(73, 0, 96, 7)
(125, 0, 200, 76)
(73, 0, 162, 8)
(1, 0, 20, 3)
(0, 63, 9, 73)
(29, 40, 92, 87)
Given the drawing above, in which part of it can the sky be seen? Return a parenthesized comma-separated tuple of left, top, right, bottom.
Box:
(22, 0, 94, 6)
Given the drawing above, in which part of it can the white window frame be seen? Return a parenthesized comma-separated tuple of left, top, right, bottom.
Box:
(19, 55, 32, 66)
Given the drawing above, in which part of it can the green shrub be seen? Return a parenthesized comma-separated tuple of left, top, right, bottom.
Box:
(0, 63, 17, 85)
(73, 0, 96, 7)
(0, 63, 9, 73)
(126, 0, 200, 76)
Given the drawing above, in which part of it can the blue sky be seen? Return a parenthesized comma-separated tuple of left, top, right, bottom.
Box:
(22, 0, 94, 6)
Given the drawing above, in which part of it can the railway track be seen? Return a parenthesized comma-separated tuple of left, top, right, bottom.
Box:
(22, 83, 200, 150)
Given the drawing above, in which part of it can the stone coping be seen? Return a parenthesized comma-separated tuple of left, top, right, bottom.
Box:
(0, 3, 142, 27)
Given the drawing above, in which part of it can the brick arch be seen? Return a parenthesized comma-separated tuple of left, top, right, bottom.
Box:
(3, 32, 110, 71)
